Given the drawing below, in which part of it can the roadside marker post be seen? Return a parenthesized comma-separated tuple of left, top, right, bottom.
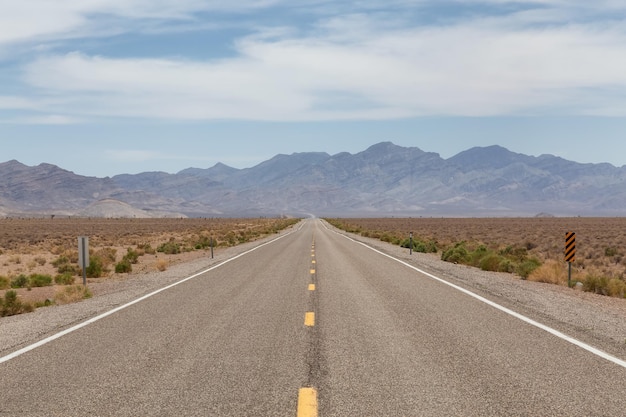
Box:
(565, 232, 576, 287)
(409, 232, 413, 255)
(78, 236, 89, 286)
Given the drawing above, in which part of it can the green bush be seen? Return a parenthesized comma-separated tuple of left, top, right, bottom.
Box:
(52, 255, 79, 275)
(86, 256, 105, 278)
(441, 242, 470, 264)
(1, 290, 34, 316)
(10, 274, 29, 288)
(124, 248, 140, 264)
(55, 272, 75, 285)
(516, 258, 541, 279)
(479, 253, 504, 272)
(29, 274, 53, 287)
(401, 238, 438, 253)
(115, 259, 132, 273)
(605, 247, 618, 257)
(0, 276, 9, 290)
(157, 241, 180, 254)
(138, 243, 156, 255)
(52, 255, 70, 268)
(498, 258, 516, 273)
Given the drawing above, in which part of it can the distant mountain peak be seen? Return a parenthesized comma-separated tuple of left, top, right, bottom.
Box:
(0, 142, 624, 217)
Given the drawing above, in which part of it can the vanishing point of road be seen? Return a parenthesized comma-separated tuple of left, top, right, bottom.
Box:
(1, 219, 625, 416)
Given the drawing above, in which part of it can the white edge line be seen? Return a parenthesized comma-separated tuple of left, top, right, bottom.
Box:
(0, 224, 302, 364)
(324, 222, 626, 370)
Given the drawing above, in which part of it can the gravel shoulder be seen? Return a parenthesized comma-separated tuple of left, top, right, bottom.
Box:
(3, 220, 626, 363)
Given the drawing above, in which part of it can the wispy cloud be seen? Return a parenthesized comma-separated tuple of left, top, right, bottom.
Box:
(5, 1, 626, 120)
(0, 114, 82, 125)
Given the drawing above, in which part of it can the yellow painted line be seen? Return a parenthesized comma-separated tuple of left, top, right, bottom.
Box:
(297, 388, 318, 417)
(304, 312, 315, 327)
(311, 260, 316, 264)
(310, 269, 316, 274)
(308, 284, 315, 291)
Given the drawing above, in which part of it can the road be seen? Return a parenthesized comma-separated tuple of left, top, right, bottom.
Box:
(1, 219, 625, 416)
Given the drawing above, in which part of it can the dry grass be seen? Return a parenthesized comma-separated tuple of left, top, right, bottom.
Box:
(54, 285, 92, 305)
(155, 259, 169, 272)
(527, 260, 569, 285)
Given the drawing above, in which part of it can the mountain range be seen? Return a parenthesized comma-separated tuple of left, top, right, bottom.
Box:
(1, 142, 625, 218)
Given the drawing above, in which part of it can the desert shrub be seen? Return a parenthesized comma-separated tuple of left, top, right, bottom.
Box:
(94, 248, 117, 265)
(0, 276, 9, 290)
(86, 256, 105, 278)
(583, 275, 626, 298)
(498, 259, 516, 273)
(29, 273, 53, 287)
(157, 241, 180, 254)
(52, 255, 70, 267)
(10, 274, 29, 288)
(138, 243, 156, 255)
(156, 259, 168, 271)
(527, 260, 567, 285)
(583, 275, 609, 295)
(469, 245, 489, 266)
(401, 238, 438, 253)
(34, 256, 47, 266)
(115, 259, 132, 273)
(52, 255, 79, 275)
(1, 290, 34, 316)
(479, 253, 504, 272)
(193, 236, 213, 250)
(54, 272, 75, 285)
(55, 285, 92, 305)
(441, 242, 470, 264)
(380, 233, 391, 243)
(34, 299, 54, 308)
(605, 247, 618, 257)
(516, 258, 542, 279)
(606, 278, 626, 298)
(124, 247, 140, 264)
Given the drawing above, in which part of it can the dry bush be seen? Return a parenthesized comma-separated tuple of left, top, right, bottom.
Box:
(156, 259, 168, 272)
(54, 285, 92, 305)
(527, 260, 569, 285)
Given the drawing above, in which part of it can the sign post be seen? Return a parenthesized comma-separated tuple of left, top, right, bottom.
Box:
(565, 232, 576, 287)
(409, 232, 413, 255)
(78, 236, 89, 286)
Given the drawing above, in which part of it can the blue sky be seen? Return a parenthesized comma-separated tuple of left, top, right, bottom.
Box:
(2, 0, 626, 177)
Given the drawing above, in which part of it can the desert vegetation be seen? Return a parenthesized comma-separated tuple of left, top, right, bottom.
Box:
(0, 217, 299, 315)
(326, 217, 626, 299)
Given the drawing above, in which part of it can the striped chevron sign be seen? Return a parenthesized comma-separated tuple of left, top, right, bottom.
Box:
(565, 232, 576, 263)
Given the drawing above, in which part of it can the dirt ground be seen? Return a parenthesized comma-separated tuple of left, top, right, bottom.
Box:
(0, 217, 297, 306)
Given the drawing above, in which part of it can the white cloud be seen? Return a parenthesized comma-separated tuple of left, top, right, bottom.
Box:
(19, 12, 626, 120)
(5, 1, 626, 120)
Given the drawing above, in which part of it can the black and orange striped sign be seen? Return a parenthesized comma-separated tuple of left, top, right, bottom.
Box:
(565, 232, 576, 263)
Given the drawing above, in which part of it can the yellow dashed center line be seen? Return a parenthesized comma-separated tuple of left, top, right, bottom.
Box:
(308, 284, 315, 291)
(297, 387, 318, 417)
(311, 260, 316, 264)
(310, 269, 316, 274)
(304, 312, 315, 327)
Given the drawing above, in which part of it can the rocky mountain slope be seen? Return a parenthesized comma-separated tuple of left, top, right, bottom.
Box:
(1, 142, 625, 217)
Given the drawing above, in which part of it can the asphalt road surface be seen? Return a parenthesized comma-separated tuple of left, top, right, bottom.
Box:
(1, 219, 625, 416)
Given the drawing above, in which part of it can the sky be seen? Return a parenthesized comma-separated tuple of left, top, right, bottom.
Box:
(2, 0, 626, 177)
